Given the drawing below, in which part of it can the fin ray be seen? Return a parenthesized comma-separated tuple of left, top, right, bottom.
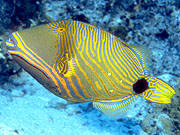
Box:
(126, 43, 152, 76)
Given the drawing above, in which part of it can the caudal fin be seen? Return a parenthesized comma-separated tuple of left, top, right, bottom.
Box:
(141, 76, 175, 104)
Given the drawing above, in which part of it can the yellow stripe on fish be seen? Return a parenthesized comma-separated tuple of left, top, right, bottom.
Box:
(4, 20, 176, 116)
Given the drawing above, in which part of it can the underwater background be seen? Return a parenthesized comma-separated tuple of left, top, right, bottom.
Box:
(0, 0, 179, 135)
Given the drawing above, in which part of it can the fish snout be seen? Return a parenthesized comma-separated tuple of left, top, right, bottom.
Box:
(4, 33, 18, 50)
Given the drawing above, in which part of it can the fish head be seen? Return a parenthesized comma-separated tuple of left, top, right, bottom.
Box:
(4, 21, 80, 100)
(4, 28, 62, 97)
(140, 76, 176, 104)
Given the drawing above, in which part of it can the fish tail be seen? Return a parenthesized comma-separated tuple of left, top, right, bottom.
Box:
(141, 76, 176, 104)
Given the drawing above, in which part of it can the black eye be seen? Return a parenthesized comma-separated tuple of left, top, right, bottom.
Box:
(133, 78, 149, 94)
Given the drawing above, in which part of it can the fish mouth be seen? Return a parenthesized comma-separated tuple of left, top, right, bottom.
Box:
(4, 33, 18, 50)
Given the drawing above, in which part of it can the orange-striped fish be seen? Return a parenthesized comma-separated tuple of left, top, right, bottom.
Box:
(5, 20, 175, 116)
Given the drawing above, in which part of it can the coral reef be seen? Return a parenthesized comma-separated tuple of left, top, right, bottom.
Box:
(0, 37, 21, 84)
(0, 0, 42, 32)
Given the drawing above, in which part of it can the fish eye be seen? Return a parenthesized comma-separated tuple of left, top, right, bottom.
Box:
(59, 28, 64, 31)
(57, 27, 65, 33)
(133, 78, 149, 94)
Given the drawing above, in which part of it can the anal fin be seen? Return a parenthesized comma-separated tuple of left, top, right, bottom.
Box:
(93, 95, 139, 118)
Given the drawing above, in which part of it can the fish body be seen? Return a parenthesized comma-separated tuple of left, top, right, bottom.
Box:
(5, 20, 175, 116)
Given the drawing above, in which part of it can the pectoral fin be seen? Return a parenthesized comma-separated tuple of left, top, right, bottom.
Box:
(53, 55, 77, 77)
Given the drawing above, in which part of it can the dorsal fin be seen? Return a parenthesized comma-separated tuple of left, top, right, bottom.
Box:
(128, 44, 152, 76)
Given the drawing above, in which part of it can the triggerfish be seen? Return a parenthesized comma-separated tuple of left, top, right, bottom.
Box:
(5, 20, 175, 117)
